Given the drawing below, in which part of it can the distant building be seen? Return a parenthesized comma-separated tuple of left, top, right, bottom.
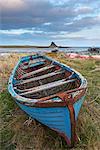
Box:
(49, 42, 58, 48)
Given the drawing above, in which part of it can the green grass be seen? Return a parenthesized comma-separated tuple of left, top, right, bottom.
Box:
(0, 53, 100, 149)
(0, 91, 16, 150)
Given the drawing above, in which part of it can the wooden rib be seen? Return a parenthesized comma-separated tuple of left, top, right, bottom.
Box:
(19, 79, 76, 96)
(19, 65, 55, 79)
(15, 70, 64, 86)
(17, 67, 26, 75)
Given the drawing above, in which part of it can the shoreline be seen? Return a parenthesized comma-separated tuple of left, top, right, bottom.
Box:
(0, 52, 100, 60)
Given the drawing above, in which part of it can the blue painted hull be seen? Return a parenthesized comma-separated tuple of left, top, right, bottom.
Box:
(15, 95, 85, 145)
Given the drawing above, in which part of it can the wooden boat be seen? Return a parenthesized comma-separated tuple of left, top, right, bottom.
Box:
(8, 54, 87, 147)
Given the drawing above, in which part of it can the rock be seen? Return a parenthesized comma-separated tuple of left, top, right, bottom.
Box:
(88, 47, 100, 54)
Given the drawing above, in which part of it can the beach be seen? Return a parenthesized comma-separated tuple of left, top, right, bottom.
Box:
(0, 52, 100, 149)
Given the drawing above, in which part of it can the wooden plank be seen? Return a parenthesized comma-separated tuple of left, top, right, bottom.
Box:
(19, 79, 76, 96)
(20, 65, 55, 79)
(15, 70, 64, 85)
(29, 58, 44, 64)
(21, 58, 44, 65)
(23, 61, 45, 69)
(22, 59, 45, 69)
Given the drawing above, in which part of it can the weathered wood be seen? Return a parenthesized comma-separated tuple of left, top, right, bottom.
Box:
(19, 79, 76, 96)
(23, 61, 45, 69)
(15, 70, 64, 85)
(20, 65, 55, 79)
(22, 59, 45, 69)
(29, 58, 44, 64)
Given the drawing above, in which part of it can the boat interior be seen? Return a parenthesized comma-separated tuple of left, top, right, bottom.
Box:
(13, 56, 81, 99)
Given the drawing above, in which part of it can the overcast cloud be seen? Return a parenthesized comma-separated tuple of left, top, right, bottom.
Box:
(0, 0, 100, 46)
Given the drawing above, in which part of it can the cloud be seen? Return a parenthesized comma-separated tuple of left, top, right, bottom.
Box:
(75, 6, 93, 14)
(0, 29, 33, 35)
(0, 0, 100, 46)
(43, 22, 52, 26)
(1, 0, 95, 30)
(65, 15, 100, 32)
(0, 0, 26, 11)
(0, 0, 100, 31)
(0, 28, 44, 35)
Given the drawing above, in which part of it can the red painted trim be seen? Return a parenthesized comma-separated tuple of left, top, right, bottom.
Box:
(33, 88, 86, 107)
(17, 88, 86, 108)
(37, 87, 86, 100)
(63, 94, 78, 147)
(24, 101, 67, 108)
(51, 128, 71, 146)
(67, 103, 76, 147)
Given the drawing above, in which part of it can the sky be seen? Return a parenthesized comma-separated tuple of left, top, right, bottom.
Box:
(0, 0, 100, 46)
